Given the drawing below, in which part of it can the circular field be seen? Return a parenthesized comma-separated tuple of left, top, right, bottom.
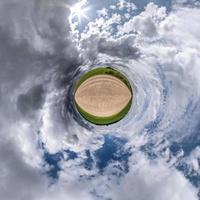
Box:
(74, 67, 132, 125)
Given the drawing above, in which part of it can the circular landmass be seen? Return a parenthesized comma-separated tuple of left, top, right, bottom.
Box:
(74, 67, 132, 125)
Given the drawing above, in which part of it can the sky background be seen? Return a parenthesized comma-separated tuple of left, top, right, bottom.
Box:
(0, 0, 200, 200)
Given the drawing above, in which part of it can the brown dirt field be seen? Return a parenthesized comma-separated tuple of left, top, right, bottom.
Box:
(75, 74, 132, 117)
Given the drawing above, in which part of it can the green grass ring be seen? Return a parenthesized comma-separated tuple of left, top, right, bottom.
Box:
(74, 67, 133, 125)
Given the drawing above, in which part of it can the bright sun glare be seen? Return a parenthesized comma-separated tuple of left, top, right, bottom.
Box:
(70, 1, 89, 22)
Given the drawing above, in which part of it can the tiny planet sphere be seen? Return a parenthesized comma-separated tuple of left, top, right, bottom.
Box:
(74, 67, 132, 125)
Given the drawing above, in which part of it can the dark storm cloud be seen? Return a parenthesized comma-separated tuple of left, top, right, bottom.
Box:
(17, 84, 45, 115)
(0, 0, 80, 90)
(80, 34, 140, 62)
(0, 0, 82, 122)
(98, 36, 140, 59)
(0, 0, 82, 199)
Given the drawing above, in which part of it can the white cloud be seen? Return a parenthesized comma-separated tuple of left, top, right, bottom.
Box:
(117, 0, 136, 11)
(97, 8, 108, 17)
(108, 153, 198, 200)
(118, 3, 166, 37)
(110, 5, 117, 10)
(0, 138, 48, 200)
(180, 147, 200, 179)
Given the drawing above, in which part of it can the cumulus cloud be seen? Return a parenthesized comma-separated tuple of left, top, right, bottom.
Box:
(117, 0, 136, 11)
(118, 3, 166, 37)
(108, 153, 198, 200)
